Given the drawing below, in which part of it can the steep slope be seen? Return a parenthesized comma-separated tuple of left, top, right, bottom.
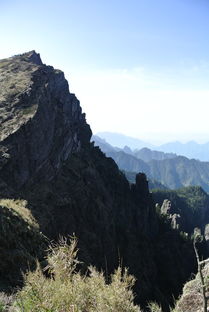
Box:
(0, 51, 91, 194)
(0, 52, 196, 310)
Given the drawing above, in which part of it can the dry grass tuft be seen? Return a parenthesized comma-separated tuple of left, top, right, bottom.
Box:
(0, 199, 38, 228)
(0, 292, 15, 311)
(14, 236, 141, 312)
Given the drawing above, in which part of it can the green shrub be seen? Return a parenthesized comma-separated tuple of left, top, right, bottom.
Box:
(14, 236, 140, 312)
(0, 302, 4, 312)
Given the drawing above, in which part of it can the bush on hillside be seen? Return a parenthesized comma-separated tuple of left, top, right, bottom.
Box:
(0, 199, 47, 291)
(14, 236, 140, 312)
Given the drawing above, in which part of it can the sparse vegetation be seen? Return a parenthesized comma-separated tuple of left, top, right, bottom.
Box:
(0, 292, 15, 312)
(0, 199, 47, 291)
(0, 61, 10, 68)
(0, 199, 38, 228)
(14, 236, 140, 312)
(147, 302, 162, 312)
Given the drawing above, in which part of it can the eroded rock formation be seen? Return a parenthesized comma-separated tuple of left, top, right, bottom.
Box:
(0, 51, 91, 191)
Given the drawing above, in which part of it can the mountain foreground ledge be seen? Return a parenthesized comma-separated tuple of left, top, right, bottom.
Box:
(0, 51, 196, 311)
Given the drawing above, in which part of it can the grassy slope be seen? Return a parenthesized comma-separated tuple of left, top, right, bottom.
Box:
(0, 199, 47, 291)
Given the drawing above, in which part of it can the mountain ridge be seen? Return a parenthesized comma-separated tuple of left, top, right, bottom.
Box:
(96, 131, 209, 161)
(93, 135, 209, 192)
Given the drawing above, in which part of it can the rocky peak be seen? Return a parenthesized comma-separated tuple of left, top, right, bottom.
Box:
(25, 50, 43, 65)
(0, 52, 91, 191)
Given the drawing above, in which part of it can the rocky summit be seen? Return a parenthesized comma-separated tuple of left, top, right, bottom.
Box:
(0, 51, 91, 193)
(0, 52, 197, 310)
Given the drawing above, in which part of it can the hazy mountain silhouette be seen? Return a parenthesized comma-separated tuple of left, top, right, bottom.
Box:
(96, 132, 209, 161)
(94, 135, 209, 192)
(158, 140, 209, 161)
(96, 131, 154, 150)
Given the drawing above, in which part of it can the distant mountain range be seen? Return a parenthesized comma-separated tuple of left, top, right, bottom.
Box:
(159, 140, 209, 161)
(96, 131, 155, 150)
(92, 134, 209, 192)
(93, 135, 176, 161)
(97, 132, 209, 161)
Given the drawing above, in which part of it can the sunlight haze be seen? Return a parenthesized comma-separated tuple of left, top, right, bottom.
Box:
(1, 0, 209, 144)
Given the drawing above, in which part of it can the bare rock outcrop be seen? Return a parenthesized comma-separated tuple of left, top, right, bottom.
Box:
(0, 51, 91, 191)
(175, 262, 209, 312)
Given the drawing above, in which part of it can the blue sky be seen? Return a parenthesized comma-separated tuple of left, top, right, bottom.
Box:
(1, 0, 209, 143)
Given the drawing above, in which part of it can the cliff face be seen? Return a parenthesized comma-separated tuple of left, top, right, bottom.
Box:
(0, 52, 196, 310)
(0, 51, 91, 192)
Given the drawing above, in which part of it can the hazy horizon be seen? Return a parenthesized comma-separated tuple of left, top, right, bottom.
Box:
(1, 0, 209, 143)
(94, 131, 209, 146)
